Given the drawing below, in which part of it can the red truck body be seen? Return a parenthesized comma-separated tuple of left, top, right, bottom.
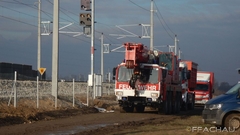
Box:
(183, 61, 198, 90)
(194, 71, 214, 105)
(114, 43, 182, 114)
(179, 60, 198, 110)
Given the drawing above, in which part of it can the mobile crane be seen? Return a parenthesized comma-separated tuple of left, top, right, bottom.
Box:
(113, 42, 182, 114)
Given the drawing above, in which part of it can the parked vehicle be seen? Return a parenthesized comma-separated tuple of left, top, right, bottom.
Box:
(179, 60, 198, 110)
(194, 71, 214, 105)
(202, 69, 240, 131)
(113, 42, 182, 114)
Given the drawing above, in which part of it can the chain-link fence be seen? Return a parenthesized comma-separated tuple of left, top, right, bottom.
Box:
(0, 79, 115, 108)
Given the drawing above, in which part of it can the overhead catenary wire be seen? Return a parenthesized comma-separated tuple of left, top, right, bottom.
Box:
(0, 1, 92, 70)
(0, 0, 125, 49)
(153, 0, 175, 36)
(128, 0, 149, 12)
(0, 0, 152, 75)
(128, 0, 176, 40)
(0, 1, 92, 43)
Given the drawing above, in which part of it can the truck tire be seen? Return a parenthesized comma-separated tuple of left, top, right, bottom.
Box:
(182, 95, 188, 111)
(176, 92, 181, 113)
(172, 93, 177, 114)
(188, 94, 195, 110)
(168, 92, 172, 114)
(224, 113, 240, 131)
(159, 92, 169, 115)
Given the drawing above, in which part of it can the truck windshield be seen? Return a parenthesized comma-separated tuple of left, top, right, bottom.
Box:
(139, 67, 159, 84)
(195, 84, 209, 91)
(117, 66, 159, 84)
(225, 83, 240, 94)
(117, 66, 133, 82)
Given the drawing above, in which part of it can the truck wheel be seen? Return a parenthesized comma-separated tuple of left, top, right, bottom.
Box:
(135, 106, 145, 113)
(176, 92, 181, 113)
(160, 92, 169, 115)
(168, 92, 172, 114)
(224, 113, 240, 131)
(189, 95, 195, 110)
(182, 95, 188, 111)
(172, 93, 177, 114)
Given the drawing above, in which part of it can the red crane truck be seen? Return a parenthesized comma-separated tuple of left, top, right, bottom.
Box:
(179, 60, 198, 110)
(194, 71, 214, 105)
(113, 43, 182, 114)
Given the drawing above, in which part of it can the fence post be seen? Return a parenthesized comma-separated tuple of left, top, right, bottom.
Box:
(14, 71, 17, 108)
(73, 78, 75, 107)
(108, 72, 111, 95)
(37, 76, 39, 108)
(87, 86, 89, 106)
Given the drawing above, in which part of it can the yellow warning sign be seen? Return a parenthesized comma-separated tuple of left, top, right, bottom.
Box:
(38, 68, 46, 75)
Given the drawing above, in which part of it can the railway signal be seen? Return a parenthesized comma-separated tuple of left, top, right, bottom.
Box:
(81, 0, 91, 11)
(80, 13, 91, 26)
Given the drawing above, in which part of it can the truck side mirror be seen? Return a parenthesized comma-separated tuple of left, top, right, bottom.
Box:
(238, 89, 240, 98)
(113, 67, 117, 76)
(112, 67, 117, 80)
(238, 68, 240, 74)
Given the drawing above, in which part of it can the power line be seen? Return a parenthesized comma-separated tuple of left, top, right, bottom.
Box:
(153, 1, 175, 36)
(96, 22, 135, 44)
(0, 5, 49, 21)
(0, 1, 127, 53)
(46, 0, 81, 31)
(0, 14, 37, 27)
(127, 0, 176, 40)
(128, 0, 149, 12)
(0, 0, 32, 5)
(0, 1, 91, 43)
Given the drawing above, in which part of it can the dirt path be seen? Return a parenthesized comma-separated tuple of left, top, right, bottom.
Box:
(0, 96, 210, 135)
(0, 106, 203, 135)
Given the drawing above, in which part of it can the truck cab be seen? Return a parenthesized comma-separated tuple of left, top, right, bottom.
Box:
(202, 70, 240, 131)
(194, 72, 214, 105)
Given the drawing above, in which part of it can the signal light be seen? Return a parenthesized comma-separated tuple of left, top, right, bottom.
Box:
(80, 14, 85, 18)
(81, 0, 90, 11)
(79, 13, 91, 26)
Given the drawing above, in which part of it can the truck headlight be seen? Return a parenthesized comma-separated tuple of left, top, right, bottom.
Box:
(151, 93, 158, 98)
(209, 104, 222, 110)
(116, 91, 123, 96)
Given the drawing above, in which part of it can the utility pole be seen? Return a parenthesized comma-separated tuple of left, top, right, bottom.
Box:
(174, 35, 178, 56)
(178, 49, 181, 60)
(52, 0, 59, 108)
(37, 0, 41, 74)
(91, 0, 95, 98)
(150, 0, 154, 51)
(101, 33, 104, 82)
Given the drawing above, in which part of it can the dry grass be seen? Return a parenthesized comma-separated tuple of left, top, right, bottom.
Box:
(0, 95, 117, 127)
(108, 115, 239, 135)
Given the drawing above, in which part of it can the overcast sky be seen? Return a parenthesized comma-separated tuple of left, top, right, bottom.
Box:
(0, 0, 239, 85)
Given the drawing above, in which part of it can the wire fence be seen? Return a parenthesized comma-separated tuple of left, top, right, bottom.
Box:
(0, 78, 115, 108)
